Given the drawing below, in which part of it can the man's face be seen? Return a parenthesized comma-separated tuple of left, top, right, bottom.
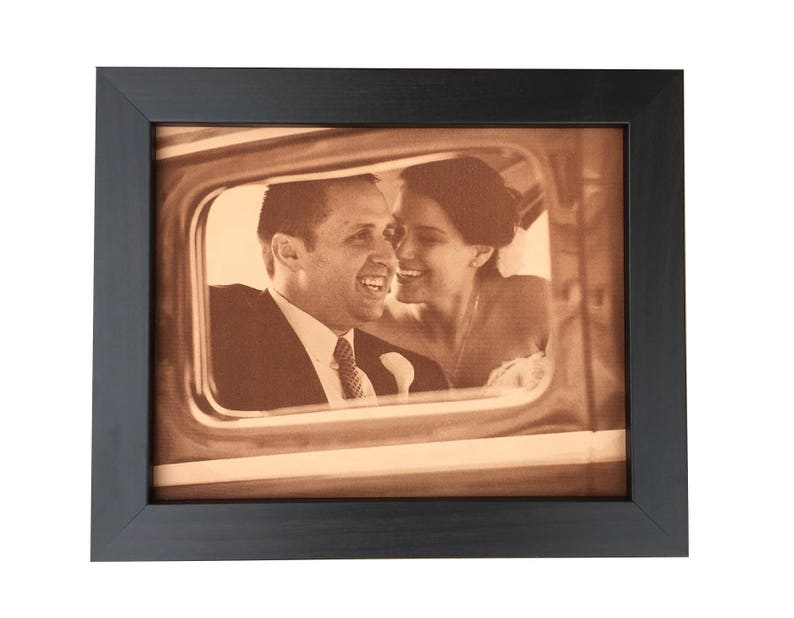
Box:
(296, 179, 397, 333)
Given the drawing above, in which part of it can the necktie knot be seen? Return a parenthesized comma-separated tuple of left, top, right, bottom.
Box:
(333, 337, 365, 399)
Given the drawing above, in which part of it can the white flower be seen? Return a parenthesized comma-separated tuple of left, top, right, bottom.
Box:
(380, 352, 415, 399)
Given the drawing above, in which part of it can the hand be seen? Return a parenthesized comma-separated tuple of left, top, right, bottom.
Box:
(486, 352, 549, 390)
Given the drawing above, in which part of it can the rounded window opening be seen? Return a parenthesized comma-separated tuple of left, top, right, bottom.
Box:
(203, 150, 554, 415)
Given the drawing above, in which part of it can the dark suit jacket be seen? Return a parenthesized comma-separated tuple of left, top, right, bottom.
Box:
(209, 285, 449, 411)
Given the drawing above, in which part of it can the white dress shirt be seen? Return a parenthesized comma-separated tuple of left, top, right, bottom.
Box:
(270, 290, 377, 407)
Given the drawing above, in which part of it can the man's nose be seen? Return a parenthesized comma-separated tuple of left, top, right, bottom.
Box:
(371, 236, 398, 269)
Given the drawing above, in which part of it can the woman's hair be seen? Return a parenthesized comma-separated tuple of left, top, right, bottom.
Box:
(399, 157, 520, 258)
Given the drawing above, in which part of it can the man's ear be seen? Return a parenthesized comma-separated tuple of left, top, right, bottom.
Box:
(270, 233, 305, 273)
(470, 245, 495, 269)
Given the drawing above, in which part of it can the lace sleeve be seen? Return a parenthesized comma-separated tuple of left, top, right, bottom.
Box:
(486, 351, 551, 391)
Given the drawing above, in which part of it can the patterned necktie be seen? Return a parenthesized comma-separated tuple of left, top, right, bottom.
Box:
(333, 337, 365, 399)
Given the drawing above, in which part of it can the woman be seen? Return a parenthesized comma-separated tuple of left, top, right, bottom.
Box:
(366, 157, 551, 389)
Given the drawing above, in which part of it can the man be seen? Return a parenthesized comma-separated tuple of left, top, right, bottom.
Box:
(209, 174, 449, 411)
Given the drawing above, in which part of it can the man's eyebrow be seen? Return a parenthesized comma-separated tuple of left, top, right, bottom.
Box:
(344, 221, 396, 230)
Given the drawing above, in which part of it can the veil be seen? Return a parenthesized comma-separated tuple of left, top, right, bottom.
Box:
(495, 219, 551, 279)
(495, 182, 550, 279)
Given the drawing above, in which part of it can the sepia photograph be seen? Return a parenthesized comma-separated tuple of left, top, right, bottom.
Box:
(16, 0, 794, 609)
(152, 126, 627, 499)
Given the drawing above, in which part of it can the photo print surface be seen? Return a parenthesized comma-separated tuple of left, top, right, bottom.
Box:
(152, 126, 626, 499)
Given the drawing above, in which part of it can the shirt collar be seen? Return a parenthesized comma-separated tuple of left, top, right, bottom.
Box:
(270, 289, 355, 367)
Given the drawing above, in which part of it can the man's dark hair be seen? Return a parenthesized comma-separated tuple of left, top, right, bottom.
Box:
(257, 174, 378, 276)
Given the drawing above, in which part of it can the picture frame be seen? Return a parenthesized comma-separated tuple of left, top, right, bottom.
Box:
(92, 68, 686, 560)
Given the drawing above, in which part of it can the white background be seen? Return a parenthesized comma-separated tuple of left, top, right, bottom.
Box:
(3, 1, 792, 616)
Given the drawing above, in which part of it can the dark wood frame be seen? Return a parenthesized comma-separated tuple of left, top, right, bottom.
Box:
(92, 68, 686, 560)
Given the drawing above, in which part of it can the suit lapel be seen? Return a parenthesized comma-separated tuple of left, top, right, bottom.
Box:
(258, 293, 401, 403)
(259, 290, 328, 409)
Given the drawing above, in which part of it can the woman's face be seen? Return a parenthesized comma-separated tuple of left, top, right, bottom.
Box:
(391, 188, 481, 305)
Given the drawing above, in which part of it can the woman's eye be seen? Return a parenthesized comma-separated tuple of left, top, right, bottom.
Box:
(351, 230, 371, 242)
(417, 235, 441, 245)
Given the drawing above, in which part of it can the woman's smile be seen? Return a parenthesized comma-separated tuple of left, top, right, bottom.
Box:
(396, 266, 428, 284)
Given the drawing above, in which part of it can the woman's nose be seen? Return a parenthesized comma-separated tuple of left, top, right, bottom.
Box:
(395, 234, 414, 260)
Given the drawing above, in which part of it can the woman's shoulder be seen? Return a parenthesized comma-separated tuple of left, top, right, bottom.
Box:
(481, 275, 550, 315)
(478, 275, 550, 348)
(484, 274, 550, 297)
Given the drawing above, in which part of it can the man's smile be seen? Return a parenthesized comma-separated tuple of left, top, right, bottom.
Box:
(358, 275, 387, 292)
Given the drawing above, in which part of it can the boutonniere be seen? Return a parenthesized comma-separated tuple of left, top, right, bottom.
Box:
(379, 352, 415, 400)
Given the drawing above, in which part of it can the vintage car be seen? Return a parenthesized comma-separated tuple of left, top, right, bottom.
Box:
(151, 125, 626, 499)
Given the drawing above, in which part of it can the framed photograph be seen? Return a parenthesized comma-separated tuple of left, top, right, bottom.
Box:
(92, 68, 686, 559)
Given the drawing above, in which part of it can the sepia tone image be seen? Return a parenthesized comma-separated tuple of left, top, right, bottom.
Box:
(152, 126, 626, 499)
